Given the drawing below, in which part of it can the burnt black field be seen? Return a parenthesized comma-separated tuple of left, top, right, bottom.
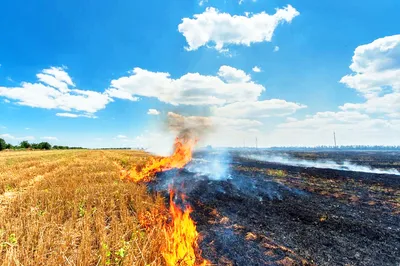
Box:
(151, 151, 400, 266)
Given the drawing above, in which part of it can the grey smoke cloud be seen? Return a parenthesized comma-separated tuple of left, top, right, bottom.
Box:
(167, 112, 214, 139)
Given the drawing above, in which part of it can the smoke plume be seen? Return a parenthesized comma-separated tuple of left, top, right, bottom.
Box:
(167, 112, 213, 141)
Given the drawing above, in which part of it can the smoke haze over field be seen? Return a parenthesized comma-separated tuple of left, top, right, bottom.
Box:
(242, 152, 400, 176)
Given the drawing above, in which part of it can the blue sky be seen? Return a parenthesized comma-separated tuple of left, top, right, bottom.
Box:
(1, 0, 399, 152)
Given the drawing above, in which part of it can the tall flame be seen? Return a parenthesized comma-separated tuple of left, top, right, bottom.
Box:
(123, 137, 196, 182)
(162, 192, 209, 266)
(123, 136, 209, 265)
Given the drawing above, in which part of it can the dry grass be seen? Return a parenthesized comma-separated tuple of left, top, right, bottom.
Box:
(0, 150, 167, 266)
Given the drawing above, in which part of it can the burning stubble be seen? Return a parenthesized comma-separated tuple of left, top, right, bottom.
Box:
(121, 112, 212, 266)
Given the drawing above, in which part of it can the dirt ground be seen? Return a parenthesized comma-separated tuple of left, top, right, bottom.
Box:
(153, 151, 400, 266)
(1, 149, 399, 265)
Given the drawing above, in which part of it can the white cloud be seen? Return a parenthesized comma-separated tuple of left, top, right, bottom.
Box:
(212, 116, 262, 129)
(263, 35, 400, 147)
(147, 109, 160, 115)
(340, 92, 400, 114)
(252, 66, 261, 72)
(218, 65, 251, 83)
(106, 66, 265, 106)
(340, 34, 400, 97)
(41, 136, 58, 141)
(105, 88, 139, 101)
(178, 5, 299, 51)
(278, 111, 370, 129)
(3, 99, 10, 103)
(0, 67, 112, 117)
(56, 112, 97, 118)
(117, 135, 128, 139)
(212, 99, 307, 118)
(198, 0, 208, 6)
(0, 134, 35, 141)
(273, 46, 280, 52)
(36, 67, 74, 93)
(339, 35, 400, 118)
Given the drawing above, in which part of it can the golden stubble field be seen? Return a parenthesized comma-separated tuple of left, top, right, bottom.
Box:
(0, 150, 168, 266)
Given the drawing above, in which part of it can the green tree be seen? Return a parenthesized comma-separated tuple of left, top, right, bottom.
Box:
(31, 143, 39, 149)
(5, 143, 13, 149)
(20, 140, 31, 149)
(0, 138, 6, 151)
(38, 142, 51, 150)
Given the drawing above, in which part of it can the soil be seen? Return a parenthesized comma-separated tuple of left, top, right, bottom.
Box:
(151, 151, 400, 266)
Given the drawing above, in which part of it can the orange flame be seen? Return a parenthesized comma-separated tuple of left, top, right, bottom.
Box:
(124, 137, 196, 182)
(123, 136, 209, 265)
(162, 191, 209, 266)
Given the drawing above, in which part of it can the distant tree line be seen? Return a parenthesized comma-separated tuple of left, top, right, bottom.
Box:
(0, 138, 84, 151)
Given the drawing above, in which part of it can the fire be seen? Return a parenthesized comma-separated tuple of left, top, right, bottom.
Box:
(162, 192, 209, 266)
(123, 137, 196, 182)
(123, 135, 209, 265)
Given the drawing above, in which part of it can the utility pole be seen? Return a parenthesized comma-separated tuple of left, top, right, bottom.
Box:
(333, 131, 337, 148)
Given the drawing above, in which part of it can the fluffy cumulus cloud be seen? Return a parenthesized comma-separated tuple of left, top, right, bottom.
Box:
(178, 5, 299, 51)
(339, 34, 400, 117)
(269, 36, 400, 147)
(0, 67, 112, 117)
(106, 66, 265, 106)
(252, 66, 261, 72)
(212, 99, 307, 118)
(273, 46, 280, 52)
(147, 109, 160, 115)
(340, 92, 400, 114)
(340, 34, 400, 97)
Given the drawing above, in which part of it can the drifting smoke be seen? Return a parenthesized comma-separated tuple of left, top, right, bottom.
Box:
(145, 112, 213, 156)
(185, 150, 232, 180)
(167, 112, 213, 141)
(243, 152, 400, 176)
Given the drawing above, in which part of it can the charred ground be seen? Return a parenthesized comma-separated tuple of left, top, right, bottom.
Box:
(151, 151, 400, 266)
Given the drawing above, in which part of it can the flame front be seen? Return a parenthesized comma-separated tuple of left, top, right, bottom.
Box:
(162, 192, 209, 266)
(124, 137, 196, 182)
(123, 136, 209, 265)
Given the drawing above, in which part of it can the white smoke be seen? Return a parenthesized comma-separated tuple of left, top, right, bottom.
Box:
(243, 152, 400, 176)
(184, 150, 232, 180)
